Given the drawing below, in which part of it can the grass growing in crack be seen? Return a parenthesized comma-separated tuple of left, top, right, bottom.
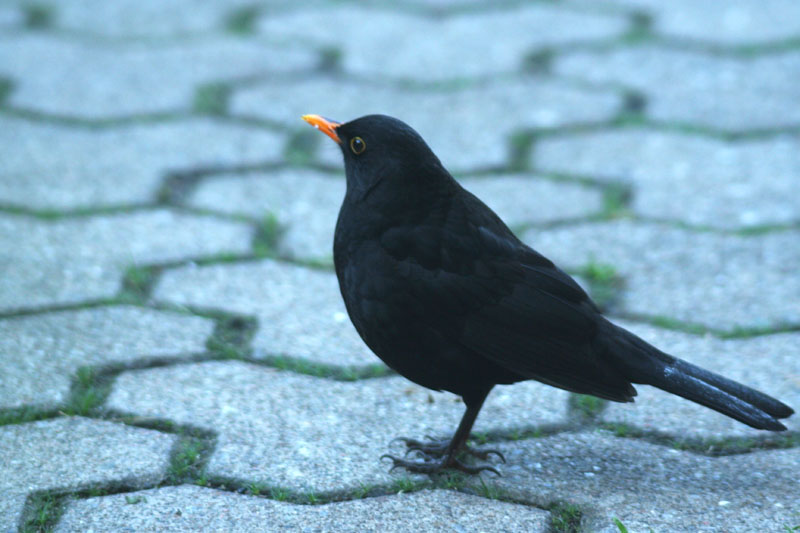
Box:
(549, 502, 583, 533)
(64, 367, 112, 416)
(206, 315, 257, 359)
(523, 48, 554, 74)
(576, 258, 622, 310)
(392, 476, 422, 493)
(601, 183, 632, 218)
(167, 437, 208, 484)
(225, 5, 260, 34)
(253, 212, 284, 256)
(508, 130, 536, 171)
(22, 492, 62, 533)
(284, 129, 320, 166)
(193, 83, 231, 115)
(264, 355, 392, 381)
(569, 393, 607, 422)
(319, 47, 343, 72)
(613, 517, 630, 533)
(0, 77, 13, 106)
(23, 3, 52, 29)
(119, 265, 159, 304)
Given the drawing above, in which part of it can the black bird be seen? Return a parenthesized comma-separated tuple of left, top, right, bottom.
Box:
(302, 113, 794, 475)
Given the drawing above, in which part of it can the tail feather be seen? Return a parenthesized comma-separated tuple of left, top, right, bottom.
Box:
(602, 321, 794, 431)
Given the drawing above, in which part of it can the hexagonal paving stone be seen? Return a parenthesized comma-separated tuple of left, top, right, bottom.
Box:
(232, 77, 622, 171)
(601, 321, 800, 438)
(107, 360, 570, 493)
(55, 485, 550, 532)
(0, 210, 253, 312)
(0, 34, 317, 118)
(0, 116, 285, 210)
(0, 306, 214, 409)
(187, 170, 345, 263)
(522, 220, 800, 330)
(554, 46, 800, 131)
(154, 259, 375, 366)
(482, 432, 800, 533)
(534, 130, 800, 229)
(0, 417, 175, 529)
(581, 0, 800, 45)
(256, 5, 627, 81)
(42, 0, 265, 38)
(186, 171, 604, 263)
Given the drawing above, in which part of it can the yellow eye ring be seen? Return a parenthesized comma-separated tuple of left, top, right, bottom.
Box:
(350, 137, 366, 155)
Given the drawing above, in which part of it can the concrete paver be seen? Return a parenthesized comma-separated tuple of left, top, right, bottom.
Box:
(522, 221, 800, 330)
(0, 417, 175, 530)
(187, 170, 345, 263)
(0, 35, 317, 118)
(0, 116, 285, 210)
(0, 210, 253, 311)
(107, 360, 570, 493)
(3, 0, 799, 531)
(154, 259, 376, 366)
(534, 130, 800, 229)
(50, 0, 259, 38)
(55, 485, 551, 532)
(0, 306, 213, 409)
(486, 432, 800, 533)
(256, 5, 628, 81)
(586, 0, 800, 45)
(554, 46, 800, 131)
(232, 77, 622, 171)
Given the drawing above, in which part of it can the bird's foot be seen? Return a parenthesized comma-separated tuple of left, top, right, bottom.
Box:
(381, 453, 501, 476)
(394, 436, 506, 463)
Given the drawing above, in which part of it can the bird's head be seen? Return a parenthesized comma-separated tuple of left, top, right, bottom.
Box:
(302, 114, 450, 202)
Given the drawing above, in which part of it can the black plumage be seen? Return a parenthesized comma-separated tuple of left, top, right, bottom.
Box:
(302, 113, 794, 474)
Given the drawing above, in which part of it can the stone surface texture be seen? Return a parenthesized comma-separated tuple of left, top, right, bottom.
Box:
(2, 0, 799, 531)
(55, 486, 551, 533)
(0, 417, 175, 530)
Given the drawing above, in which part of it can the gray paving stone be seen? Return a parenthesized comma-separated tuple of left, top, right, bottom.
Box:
(601, 321, 800, 438)
(0, 4, 21, 28)
(55, 485, 551, 532)
(256, 5, 627, 81)
(483, 432, 800, 533)
(521, 221, 800, 330)
(0, 34, 316, 118)
(0, 306, 213, 410)
(0, 417, 175, 530)
(107, 360, 570, 493)
(232, 77, 622, 171)
(582, 0, 800, 45)
(52, 0, 260, 38)
(187, 172, 604, 264)
(459, 175, 605, 228)
(534, 130, 800, 229)
(155, 259, 373, 366)
(0, 210, 253, 311)
(554, 46, 800, 131)
(0, 116, 285, 210)
(187, 170, 344, 263)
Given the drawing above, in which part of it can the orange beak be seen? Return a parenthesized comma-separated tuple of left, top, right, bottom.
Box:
(302, 114, 341, 144)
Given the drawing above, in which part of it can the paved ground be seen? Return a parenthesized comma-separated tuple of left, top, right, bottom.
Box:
(1, 1, 799, 532)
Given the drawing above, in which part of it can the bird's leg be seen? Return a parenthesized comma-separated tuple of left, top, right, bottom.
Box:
(382, 387, 502, 475)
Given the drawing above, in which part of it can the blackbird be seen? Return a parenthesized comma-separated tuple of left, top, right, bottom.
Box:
(302, 113, 794, 475)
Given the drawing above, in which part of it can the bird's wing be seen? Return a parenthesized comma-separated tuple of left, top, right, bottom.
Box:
(377, 191, 634, 401)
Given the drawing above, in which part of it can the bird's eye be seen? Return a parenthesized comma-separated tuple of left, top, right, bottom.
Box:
(350, 137, 366, 155)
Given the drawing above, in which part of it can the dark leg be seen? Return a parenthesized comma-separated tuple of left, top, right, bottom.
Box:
(382, 386, 501, 475)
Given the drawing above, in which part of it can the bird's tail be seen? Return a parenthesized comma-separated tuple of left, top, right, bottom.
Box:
(601, 320, 794, 431)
